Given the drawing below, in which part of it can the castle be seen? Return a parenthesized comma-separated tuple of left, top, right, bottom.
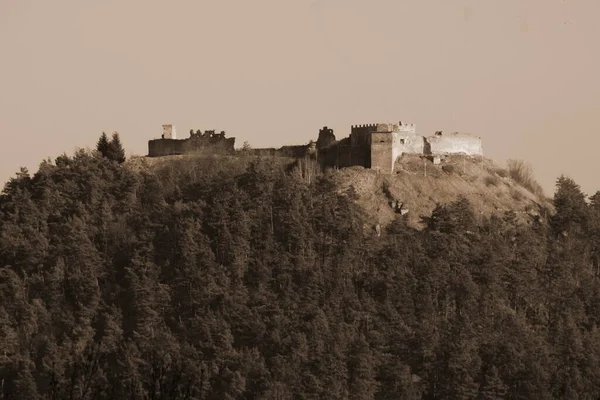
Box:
(148, 121, 483, 172)
(316, 122, 483, 172)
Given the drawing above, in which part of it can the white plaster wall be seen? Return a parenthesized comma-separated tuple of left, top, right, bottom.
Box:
(397, 124, 417, 135)
(392, 133, 425, 164)
(426, 133, 483, 155)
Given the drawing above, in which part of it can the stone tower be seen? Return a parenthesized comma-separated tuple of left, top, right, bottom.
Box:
(316, 126, 336, 150)
(162, 124, 177, 139)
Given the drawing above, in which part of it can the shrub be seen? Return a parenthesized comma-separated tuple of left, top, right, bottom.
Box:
(507, 159, 544, 197)
(484, 175, 500, 187)
(510, 187, 525, 201)
(495, 168, 509, 178)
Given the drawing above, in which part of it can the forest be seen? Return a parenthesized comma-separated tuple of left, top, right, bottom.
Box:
(2, 136, 600, 399)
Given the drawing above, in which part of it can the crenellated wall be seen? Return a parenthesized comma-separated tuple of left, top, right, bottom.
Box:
(396, 121, 417, 135)
(148, 122, 483, 173)
(325, 122, 482, 173)
(350, 124, 378, 147)
(148, 128, 235, 157)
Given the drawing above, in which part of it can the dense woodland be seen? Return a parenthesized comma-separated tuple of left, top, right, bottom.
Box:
(2, 136, 600, 399)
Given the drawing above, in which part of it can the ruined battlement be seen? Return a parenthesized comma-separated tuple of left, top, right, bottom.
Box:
(397, 121, 417, 134)
(317, 126, 336, 150)
(147, 120, 483, 175)
(426, 131, 483, 156)
(318, 120, 481, 173)
(351, 124, 378, 129)
(351, 122, 417, 134)
(162, 124, 177, 139)
(148, 125, 235, 157)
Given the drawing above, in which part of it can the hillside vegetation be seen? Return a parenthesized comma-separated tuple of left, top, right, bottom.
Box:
(329, 154, 553, 230)
(2, 148, 600, 399)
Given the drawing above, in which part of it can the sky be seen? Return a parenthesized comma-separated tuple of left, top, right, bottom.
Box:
(1, 0, 599, 196)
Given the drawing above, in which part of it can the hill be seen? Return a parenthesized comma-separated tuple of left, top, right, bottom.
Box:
(2, 149, 600, 399)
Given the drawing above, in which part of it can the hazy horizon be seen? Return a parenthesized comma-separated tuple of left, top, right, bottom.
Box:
(2, 0, 599, 196)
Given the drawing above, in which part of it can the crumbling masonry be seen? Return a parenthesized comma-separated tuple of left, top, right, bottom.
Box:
(148, 125, 235, 157)
(147, 121, 483, 173)
(316, 122, 483, 172)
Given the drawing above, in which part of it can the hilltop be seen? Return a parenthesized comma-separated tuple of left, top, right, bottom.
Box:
(127, 152, 554, 230)
(329, 154, 553, 229)
(137, 121, 553, 230)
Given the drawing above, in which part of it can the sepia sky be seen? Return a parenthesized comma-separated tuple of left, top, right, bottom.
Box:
(1, 0, 599, 196)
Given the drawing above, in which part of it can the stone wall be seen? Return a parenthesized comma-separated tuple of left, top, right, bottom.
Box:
(187, 136, 235, 154)
(336, 145, 369, 169)
(316, 144, 341, 169)
(350, 124, 377, 147)
(245, 144, 312, 159)
(317, 126, 336, 150)
(148, 139, 186, 157)
(391, 133, 425, 167)
(396, 122, 417, 135)
(425, 132, 483, 156)
(279, 145, 312, 158)
(148, 123, 483, 172)
(148, 129, 235, 157)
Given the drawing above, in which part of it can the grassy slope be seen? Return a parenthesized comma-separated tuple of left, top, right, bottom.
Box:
(328, 154, 554, 230)
(128, 153, 554, 230)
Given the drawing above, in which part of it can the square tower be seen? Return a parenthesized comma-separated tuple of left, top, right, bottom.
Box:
(162, 124, 177, 139)
(370, 131, 394, 172)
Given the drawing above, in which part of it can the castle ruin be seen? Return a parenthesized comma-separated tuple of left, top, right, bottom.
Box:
(147, 121, 483, 172)
(148, 125, 235, 157)
(316, 122, 483, 172)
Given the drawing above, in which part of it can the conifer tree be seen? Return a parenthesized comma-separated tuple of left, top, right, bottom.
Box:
(96, 132, 110, 158)
(589, 191, 600, 277)
(108, 132, 126, 163)
(550, 175, 589, 237)
(479, 366, 507, 400)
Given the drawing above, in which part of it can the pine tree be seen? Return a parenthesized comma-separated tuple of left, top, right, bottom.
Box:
(13, 362, 40, 400)
(96, 132, 110, 158)
(589, 191, 600, 278)
(550, 175, 588, 238)
(108, 132, 126, 163)
(479, 366, 507, 400)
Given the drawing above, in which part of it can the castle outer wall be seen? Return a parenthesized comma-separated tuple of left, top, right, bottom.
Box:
(426, 132, 483, 156)
(148, 139, 186, 157)
(148, 133, 235, 157)
(391, 133, 425, 171)
(147, 122, 484, 174)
